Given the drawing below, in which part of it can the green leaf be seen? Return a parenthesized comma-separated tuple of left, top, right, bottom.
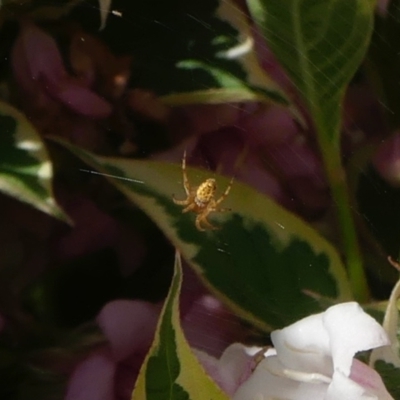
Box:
(53, 139, 352, 330)
(246, 0, 375, 302)
(246, 0, 374, 142)
(373, 361, 400, 400)
(132, 252, 229, 400)
(101, 0, 292, 109)
(0, 102, 67, 221)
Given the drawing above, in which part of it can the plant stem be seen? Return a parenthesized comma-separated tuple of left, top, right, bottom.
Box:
(320, 141, 369, 303)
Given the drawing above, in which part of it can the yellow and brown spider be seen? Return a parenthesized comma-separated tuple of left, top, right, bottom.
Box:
(172, 151, 234, 231)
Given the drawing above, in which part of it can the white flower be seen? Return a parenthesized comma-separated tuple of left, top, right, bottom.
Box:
(233, 302, 393, 400)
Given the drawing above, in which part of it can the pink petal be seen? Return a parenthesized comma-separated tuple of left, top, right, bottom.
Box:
(179, 264, 209, 317)
(192, 351, 223, 388)
(194, 344, 255, 396)
(23, 24, 65, 83)
(11, 25, 37, 95)
(194, 126, 245, 172)
(264, 139, 325, 183)
(327, 367, 394, 400)
(193, 127, 285, 201)
(182, 295, 246, 357)
(218, 344, 257, 393)
(373, 132, 400, 187)
(11, 23, 66, 94)
(236, 155, 285, 201)
(115, 354, 149, 400)
(11, 23, 112, 119)
(377, 0, 389, 15)
(350, 359, 392, 397)
(179, 103, 241, 136)
(53, 81, 112, 118)
(96, 300, 160, 361)
(241, 105, 298, 146)
(65, 351, 116, 400)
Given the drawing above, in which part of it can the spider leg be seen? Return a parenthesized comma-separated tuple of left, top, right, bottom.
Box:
(182, 202, 196, 213)
(172, 194, 190, 205)
(196, 213, 219, 231)
(202, 217, 219, 230)
(182, 150, 190, 195)
(196, 209, 219, 231)
(195, 215, 206, 231)
(211, 207, 231, 212)
(215, 176, 234, 206)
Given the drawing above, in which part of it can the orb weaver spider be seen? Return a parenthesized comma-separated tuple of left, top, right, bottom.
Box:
(172, 151, 234, 231)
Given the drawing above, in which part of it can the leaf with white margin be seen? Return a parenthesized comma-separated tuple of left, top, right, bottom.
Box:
(370, 278, 400, 368)
(160, 0, 292, 109)
(0, 101, 67, 221)
(98, 0, 111, 30)
(132, 252, 229, 400)
(53, 139, 353, 331)
(102, 0, 298, 116)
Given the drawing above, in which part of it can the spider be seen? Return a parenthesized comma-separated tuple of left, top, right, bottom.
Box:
(172, 151, 234, 231)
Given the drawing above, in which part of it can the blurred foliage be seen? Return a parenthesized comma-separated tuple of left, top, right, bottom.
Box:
(0, 102, 67, 220)
(77, 0, 292, 106)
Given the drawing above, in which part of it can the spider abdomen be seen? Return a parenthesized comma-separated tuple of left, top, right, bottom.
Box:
(195, 178, 216, 204)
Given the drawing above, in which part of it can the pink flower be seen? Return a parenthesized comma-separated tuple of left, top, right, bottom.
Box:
(65, 269, 246, 400)
(194, 343, 256, 396)
(182, 294, 247, 358)
(11, 23, 112, 119)
(64, 350, 116, 400)
(373, 132, 400, 187)
(65, 300, 160, 400)
(377, 0, 390, 16)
